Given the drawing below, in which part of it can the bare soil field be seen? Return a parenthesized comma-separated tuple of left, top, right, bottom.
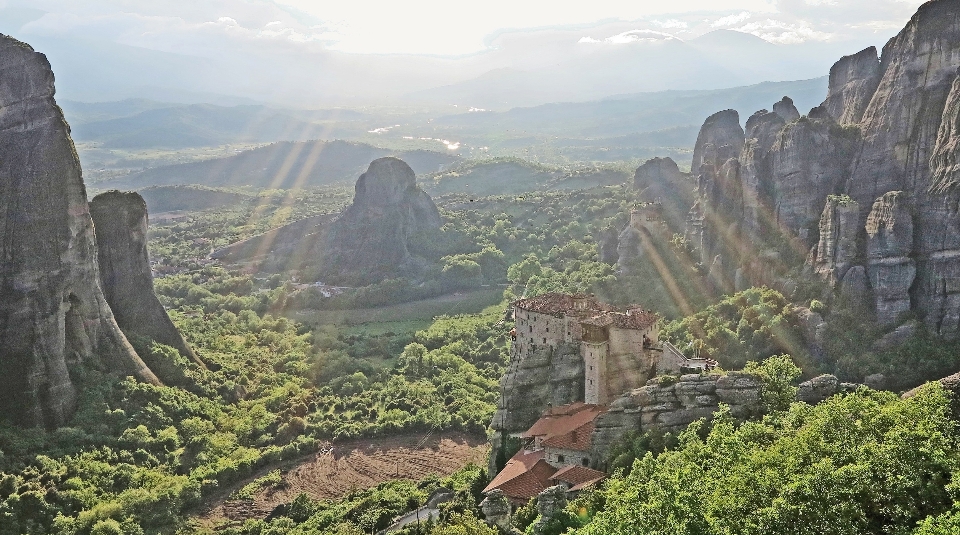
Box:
(198, 432, 489, 527)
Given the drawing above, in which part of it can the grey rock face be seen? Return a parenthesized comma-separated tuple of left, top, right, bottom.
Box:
(634, 157, 681, 191)
(769, 116, 858, 244)
(598, 225, 620, 264)
(90, 191, 201, 371)
(865, 191, 916, 326)
(480, 490, 512, 530)
(491, 343, 584, 434)
(839, 265, 871, 312)
(797, 374, 840, 404)
(822, 46, 881, 125)
(615, 225, 645, 274)
(0, 36, 158, 427)
(320, 157, 442, 283)
(873, 321, 918, 351)
(739, 111, 785, 245)
(807, 196, 861, 285)
(532, 486, 568, 535)
(591, 372, 762, 463)
(691, 109, 745, 176)
(772, 96, 801, 123)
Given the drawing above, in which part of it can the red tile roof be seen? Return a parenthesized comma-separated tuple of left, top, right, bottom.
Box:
(550, 465, 607, 492)
(483, 449, 557, 504)
(514, 293, 612, 316)
(542, 420, 597, 452)
(521, 403, 606, 453)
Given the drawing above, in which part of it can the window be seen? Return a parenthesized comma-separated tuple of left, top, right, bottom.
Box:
(546, 327, 549, 332)
(589, 365, 593, 371)
(582, 458, 589, 466)
(529, 326, 533, 333)
(543, 338, 547, 344)
(557, 455, 565, 463)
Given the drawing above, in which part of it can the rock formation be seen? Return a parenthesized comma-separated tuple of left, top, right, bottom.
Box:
(590, 372, 763, 463)
(319, 157, 442, 284)
(634, 156, 681, 191)
(806, 196, 860, 285)
(822, 47, 881, 125)
(769, 116, 857, 243)
(480, 490, 513, 531)
(531, 486, 568, 535)
(597, 226, 619, 265)
(690, 110, 744, 176)
(0, 35, 158, 427)
(90, 191, 202, 369)
(491, 343, 584, 434)
(772, 96, 800, 123)
(865, 191, 915, 326)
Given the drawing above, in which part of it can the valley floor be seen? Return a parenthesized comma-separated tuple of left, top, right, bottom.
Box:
(196, 432, 489, 528)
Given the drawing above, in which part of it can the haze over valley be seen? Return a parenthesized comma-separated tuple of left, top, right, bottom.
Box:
(5, 2, 960, 535)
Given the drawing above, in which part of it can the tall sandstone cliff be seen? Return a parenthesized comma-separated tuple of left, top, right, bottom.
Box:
(685, 0, 960, 340)
(0, 35, 159, 427)
(90, 191, 201, 372)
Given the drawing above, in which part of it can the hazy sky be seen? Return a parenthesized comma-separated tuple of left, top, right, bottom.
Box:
(1, 0, 926, 56)
(0, 0, 931, 105)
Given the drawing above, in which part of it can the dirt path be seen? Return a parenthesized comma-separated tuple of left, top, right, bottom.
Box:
(199, 432, 489, 528)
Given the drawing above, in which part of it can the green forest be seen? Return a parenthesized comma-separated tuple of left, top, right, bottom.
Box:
(1, 175, 959, 535)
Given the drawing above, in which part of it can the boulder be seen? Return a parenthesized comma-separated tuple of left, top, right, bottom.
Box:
(797, 374, 840, 404)
(0, 35, 159, 427)
(480, 490, 512, 530)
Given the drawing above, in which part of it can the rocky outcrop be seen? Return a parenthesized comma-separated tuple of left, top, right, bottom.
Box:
(0, 35, 158, 427)
(865, 191, 915, 326)
(480, 490, 512, 531)
(531, 486, 567, 535)
(634, 157, 682, 191)
(90, 191, 201, 370)
(320, 157, 442, 284)
(772, 96, 800, 123)
(822, 46, 881, 125)
(598, 226, 620, 265)
(615, 224, 645, 274)
(691, 110, 745, 176)
(796, 374, 840, 404)
(807, 196, 860, 285)
(591, 372, 763, 462)
(491, 343, 584, 434)
(847, 1, 960, 338)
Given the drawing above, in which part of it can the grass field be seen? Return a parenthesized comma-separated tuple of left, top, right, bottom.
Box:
(289, 287, 506, 335)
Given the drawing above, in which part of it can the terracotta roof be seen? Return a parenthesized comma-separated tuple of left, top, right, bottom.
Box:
(483, 449, 557, 504)
(610, 310, 658, 330)
(521, 403, 606, 451)
(550, 465, 607, 491)
(514, 293, 612, 316)
(542, 419, 597, 452)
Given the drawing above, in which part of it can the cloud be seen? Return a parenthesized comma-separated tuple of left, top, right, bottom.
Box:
(734, 19, 833, 44)
(579, 29, 678, 44)
(712, 11, 751, 27)
(653, 19, 688, 29)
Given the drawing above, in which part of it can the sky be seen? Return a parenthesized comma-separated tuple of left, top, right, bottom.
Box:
(0, 0, 930, 106)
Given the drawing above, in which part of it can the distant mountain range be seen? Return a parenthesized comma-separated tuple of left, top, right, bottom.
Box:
(62, 100, 369, 149)
(406, 31, 832, 109)
(99, 141, 460, 190)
